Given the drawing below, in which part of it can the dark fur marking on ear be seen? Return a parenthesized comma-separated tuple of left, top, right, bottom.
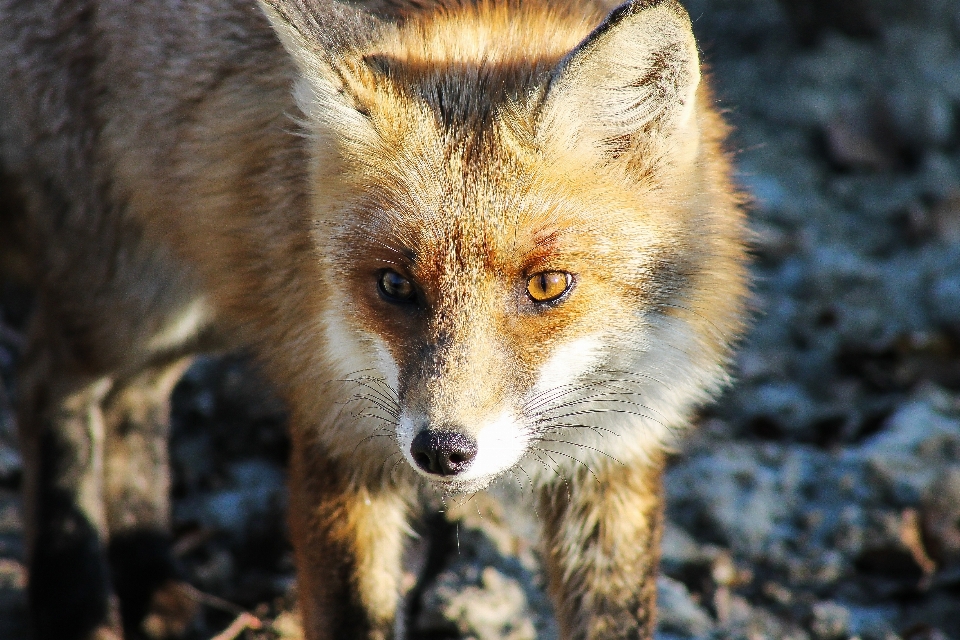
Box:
(362, 53, 394, 76)
(621, 42, 689, 136)
(629, 44, 679, 93)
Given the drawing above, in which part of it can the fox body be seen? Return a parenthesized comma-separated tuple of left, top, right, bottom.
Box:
(0, 0, 749, 638)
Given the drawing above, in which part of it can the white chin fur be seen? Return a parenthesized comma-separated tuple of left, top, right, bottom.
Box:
(518, 316, 728, 485)
(463, 410, 530, 481)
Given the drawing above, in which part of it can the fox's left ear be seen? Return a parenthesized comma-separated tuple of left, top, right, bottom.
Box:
(536, 0, 701, 163)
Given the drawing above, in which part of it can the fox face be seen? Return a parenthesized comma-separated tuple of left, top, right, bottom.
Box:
(262, 0, 748, 491)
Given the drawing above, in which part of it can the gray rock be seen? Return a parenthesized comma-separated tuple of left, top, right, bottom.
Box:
(657, 576, 714, 637)
(0, 444, 21, 486)
(920, 466, 960, 565)
(810, 601, 851, 640)
(666, 444, 794, 555)
(174, 460, 285, 537)
(855, 400, 960, 460)
(420, 567, 538, 640)
(847, 605, 899, 639)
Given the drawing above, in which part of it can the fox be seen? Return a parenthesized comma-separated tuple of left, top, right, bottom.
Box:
(0, 0, 749, 638)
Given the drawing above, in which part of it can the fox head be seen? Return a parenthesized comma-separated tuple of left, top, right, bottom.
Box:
(261, 0, 748, 491)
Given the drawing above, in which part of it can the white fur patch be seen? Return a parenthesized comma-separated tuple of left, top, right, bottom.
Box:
(322, 307, 376, 375)
(373, 340, 400, 393)
(464, 410, 530, 481)
(320, 307, 402, 461)
(531, 334, 605, 399)
(518, 316, 727, 485)
(396, 412, 417, 461)
(147, 297, 211, 354)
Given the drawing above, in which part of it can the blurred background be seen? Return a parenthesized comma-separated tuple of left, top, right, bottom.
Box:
(2, 0, 960, 638)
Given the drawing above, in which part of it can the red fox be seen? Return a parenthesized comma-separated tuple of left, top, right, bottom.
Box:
(0, 0, 749, 638)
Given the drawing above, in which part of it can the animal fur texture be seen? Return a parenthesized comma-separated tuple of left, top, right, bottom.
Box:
(0, 0, 749, 638)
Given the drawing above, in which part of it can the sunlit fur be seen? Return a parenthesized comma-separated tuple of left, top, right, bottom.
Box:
(2, 0, 749, 637)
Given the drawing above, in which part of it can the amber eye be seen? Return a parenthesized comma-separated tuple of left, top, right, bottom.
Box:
(378, 270, 416, 302)
(526, 271, 573, 303)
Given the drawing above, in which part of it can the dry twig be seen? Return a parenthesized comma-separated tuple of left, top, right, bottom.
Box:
(209, 613, 262, 640)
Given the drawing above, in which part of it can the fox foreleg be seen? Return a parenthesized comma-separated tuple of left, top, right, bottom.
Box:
(289, 436, 411, 640)
(102, 359, 198, 637)
(539, 456, 665, 640)
(17, 319, 123, 640)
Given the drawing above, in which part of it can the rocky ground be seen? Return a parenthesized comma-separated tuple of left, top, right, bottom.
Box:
(3, 0, 960, 638)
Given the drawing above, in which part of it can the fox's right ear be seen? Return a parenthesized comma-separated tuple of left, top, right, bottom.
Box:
(258, 0, 380, 145)
(535, 0, 701, 166)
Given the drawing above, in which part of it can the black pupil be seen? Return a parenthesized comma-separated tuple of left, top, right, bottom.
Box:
(382, 272, 412, 300)
(539, 274, 549, 292)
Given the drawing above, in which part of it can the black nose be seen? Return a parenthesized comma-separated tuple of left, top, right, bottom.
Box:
(410, 429, 478, 476)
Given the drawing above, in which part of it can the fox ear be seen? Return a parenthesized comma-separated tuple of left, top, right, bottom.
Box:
(536, 0, 701, 163)
(258, 0, 380, 144)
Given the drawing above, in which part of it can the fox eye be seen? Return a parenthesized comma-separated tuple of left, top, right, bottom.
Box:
(527, 271, 573, 303)
(378, 270, 416, 303)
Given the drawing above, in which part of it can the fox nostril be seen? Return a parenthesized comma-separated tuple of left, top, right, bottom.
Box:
(412, 451, 433, 471)
(410, 429, 477, 476)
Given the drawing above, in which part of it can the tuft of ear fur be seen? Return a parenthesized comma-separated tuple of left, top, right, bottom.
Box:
(258, 0, 381, 145)
(536, 0, 701, 165)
